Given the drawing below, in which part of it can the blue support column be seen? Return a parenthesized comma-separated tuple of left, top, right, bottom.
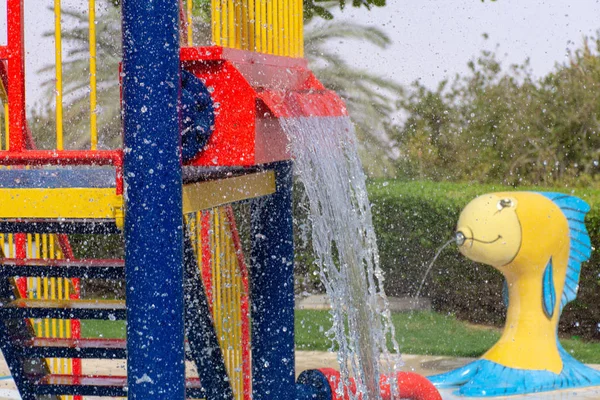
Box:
(250, 161, 296, 400)
(122, 0, 185, 399)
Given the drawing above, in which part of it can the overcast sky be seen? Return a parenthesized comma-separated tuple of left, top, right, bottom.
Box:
(1, 0, 600, 107)
(329, 0, 600, 88)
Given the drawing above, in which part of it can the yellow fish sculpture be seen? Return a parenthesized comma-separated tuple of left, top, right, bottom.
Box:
(428, 192, 600, 396)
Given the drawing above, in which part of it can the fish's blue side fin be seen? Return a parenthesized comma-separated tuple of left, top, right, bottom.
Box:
(537, 192, 591, 312)
(542, 258, 555, 318)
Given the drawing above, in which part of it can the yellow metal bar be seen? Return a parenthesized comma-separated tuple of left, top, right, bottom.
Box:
(212, 0, 221, 45)
(260, 0, 267, 53)
(54, 0, 64, 150)
(239, 0, 246, 50)
(220, 0, 227, 46)
(254, 0, 261, 52)
(228, 0, 235, 47)
(7, 234, 13, 258)
(213, 209, 222, 349)
(187, 0, 194, 46)
(289, 0, 295, 57)
(26, 234, 32, 258)
(248, 0, 255, 51)
(297, 0, 304, 57)
(182, 171, 276, 214)
(278, 0, 284, 55)
(4, 103, 9, 151)
(234, 246, 242, 398)
(89, 0, 98, 150)
(282, 0, 289, 56)
(0, 188, 123, 220)
(196, 212, 202, 267)
(273, 0, 280, 55)
(267, 0, 274, 54)
(0, 80, 7, 151)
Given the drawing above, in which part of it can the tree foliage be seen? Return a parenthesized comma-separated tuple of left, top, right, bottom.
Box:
(304, 19, 401, 176)
(304, 0, 385, 20)
(390, 35, 600, 187)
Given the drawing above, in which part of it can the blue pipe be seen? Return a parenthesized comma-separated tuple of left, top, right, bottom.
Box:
(250, 161, 296, 400)
(250, 162, 333, 400)
(122, 0, 185, 398)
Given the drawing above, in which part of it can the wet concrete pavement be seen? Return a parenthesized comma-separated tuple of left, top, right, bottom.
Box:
(0, 351, 598, 399)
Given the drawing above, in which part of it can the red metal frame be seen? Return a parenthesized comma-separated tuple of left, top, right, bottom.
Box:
(4, 0, 26, 152)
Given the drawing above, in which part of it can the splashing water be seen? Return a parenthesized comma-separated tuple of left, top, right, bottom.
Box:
(415, 238, 456, 299)
(281, 116, 402, 400)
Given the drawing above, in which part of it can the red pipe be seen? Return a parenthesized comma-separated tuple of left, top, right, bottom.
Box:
(0, 150, 122, 166)
(318, 368, 441, 400)
(7, 0, 26, 152)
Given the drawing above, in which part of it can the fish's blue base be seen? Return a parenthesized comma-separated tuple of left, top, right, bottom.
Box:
(428, 344, 600, 397)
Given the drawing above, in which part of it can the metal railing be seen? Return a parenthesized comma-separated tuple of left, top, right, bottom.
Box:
(186, 205, 251, 400)
(184, 0, 304, 57)
(1, 232, 79, 400)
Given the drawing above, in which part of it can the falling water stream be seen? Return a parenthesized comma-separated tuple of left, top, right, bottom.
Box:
(281, 116, 401, 400)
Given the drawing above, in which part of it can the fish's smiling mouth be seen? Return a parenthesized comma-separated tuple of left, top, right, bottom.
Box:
(456, 232, 502, 246)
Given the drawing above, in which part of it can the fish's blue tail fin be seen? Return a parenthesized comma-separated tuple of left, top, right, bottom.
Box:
(537, 192, 591, 312)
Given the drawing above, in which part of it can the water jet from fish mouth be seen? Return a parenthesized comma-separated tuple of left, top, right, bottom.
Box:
(415, 238, 456, 299)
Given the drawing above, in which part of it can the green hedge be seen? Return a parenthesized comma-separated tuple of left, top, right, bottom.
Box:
(368, 180, 600, 340)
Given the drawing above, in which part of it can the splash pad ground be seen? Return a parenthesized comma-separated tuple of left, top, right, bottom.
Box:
(0, 352, 597, 399)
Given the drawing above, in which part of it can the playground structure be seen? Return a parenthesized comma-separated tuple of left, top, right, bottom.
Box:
(0, 0, 441, 399)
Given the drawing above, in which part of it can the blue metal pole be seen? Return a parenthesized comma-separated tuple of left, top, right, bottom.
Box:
(250, 161, 296, 400)
(122, 0, 185, 399)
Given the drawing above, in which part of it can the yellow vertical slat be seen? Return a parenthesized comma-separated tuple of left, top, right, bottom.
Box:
(228, 0, 235, 48)
(220, 0, 227, 46)
(42, 235, 49, 341)
(277, 0, 284, 56)
(234, 243, 242, 399)
(89, 0, 98, 150)
(212, 0, 221, 45)
(297, 0, 304, 57)
(248, 0, 255, 51)
(213, 209, 222, 346)
(187, 0, 194, 47)
(289, 0, 295, 57)
(8, 234, 13, 258)
(254, 0, 262, 52)
(3, 103, 8, 150)
(236, 0, 243, 49)
(267, 0, 274, 54)
(240, 0, 247, 50)
(260, 0, 267, 53)
(282, 0, 289, 56)
(54, 0, 64, 150)
(228, 227, 239, 398)
(225, 225, 232, 396)
(26, 234, 32, 258)
(196, 212, 202, 267)
(221, 210, 228, 378)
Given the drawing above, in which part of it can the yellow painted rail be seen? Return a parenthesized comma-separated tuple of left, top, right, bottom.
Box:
(186, 206, 250, 400)
(185, 0, 304, 57)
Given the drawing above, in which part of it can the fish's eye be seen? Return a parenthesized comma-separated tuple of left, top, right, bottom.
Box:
(497, 198, 513, 211)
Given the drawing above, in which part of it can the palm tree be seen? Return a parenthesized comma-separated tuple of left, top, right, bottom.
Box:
(34, 3, 122, 149)
(304, 18, 402, 176)
(33, 0, 401, 176)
